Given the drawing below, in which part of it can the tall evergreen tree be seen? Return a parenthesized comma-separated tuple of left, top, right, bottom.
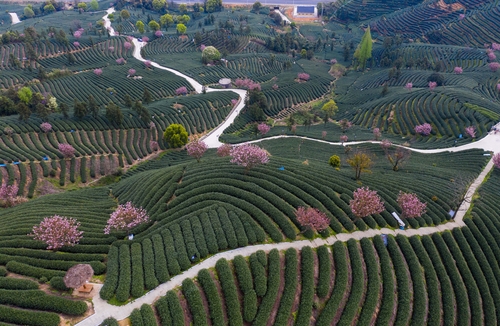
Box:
(88, 95, 100, 119)
(354, 26, 372, 71)
(142, 87, 152, 104)
(106, 102, 123, 126)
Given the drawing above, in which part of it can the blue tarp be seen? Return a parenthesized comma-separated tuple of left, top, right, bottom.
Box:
(278, 166, 285, 171)
(13, 161, 20, 165)
(0, 164, 5, 167)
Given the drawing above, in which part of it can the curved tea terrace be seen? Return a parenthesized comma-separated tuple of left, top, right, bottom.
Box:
(74, 9, 500, 325)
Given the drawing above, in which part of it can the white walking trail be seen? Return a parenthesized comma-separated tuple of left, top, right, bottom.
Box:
(9, 13, 20, 24)
(75, 9, 500, 325)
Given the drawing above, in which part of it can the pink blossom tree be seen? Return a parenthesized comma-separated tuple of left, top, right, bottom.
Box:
(489, 62, 500, 72)
(492, 43, 500, 51)
(94, 68, 103, 76)
(0, 184, 19, 207)
(397, 191, 427, 218)
(116, 58, 125, 65)
(465, 126, 476, 138)
(200, 44, 206, 51)
(149, 140, 159, 151)
(488, 51, 497, 61)
(295, 206, 330, 232)
(104, 202, 150, 235)
(231, 99, 238, 106)
(454, 66, 463, 74)
(74, 30, 83, 39)
(340, 135, 348, 143)
(234, 78, 261, 90)
(380, 139, 392, 150)
(128, 68, 136, 76)
(257, 123, 270, 136)
(414, 123, 432, 136)
(493, 153, 500, 169)
(230, 144, 269, 173)
(73, 41, 80, 47)
(272, 84, 279, 90)
(108, 46, 115, 52)
(330, 58, 337, 64)
(373, 128, 381, 140)
(217, 143, 232, 157)
(297, 73, 310, 81)
(155, 30, 163, 38)
(40, 122, 52, 133)
(459, 13, 465, 20)
(58, 143, 75, 158)
(339, 119, 352, 132)
(30, 215, 83, 250)
(405, 82, 413, 91)
(428, 81, 437, 91)
(127, 36, 134, 42)
(349, 187, 385, 219)
(186, 140, 208, 162)
(124, 41, 132, 50)
(176, 86, 188, 95)
(322, 131, 327, 139)
(144, 60, 152, 68)
(497, 84, 500, 91)
(142, 36, 149, 42)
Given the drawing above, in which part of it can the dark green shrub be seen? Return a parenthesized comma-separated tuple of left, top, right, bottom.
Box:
(141, 239, 158, 290)
(0, 305, 60, 326)
(252, 249, 280, 325)
(0, 289, 87, 315)
(155, 297, 171, 325)
(140, 304, 157, 326)
(130, 243, 145, 298)
(295, 246, 314, 326)
(115, 244, 131, 302)
(129, 308, 143, 326)
(274, 248, 298, 326)
(249, 252, 267, 297)
(357, 239, 380, 325)
(99, 317, 119, 326)
(166, 290, 185, 325)
(99, 246, 119, 300)
(182, 278, 208, 326)
(49, 276, 69, 291)
(216, 258, 243, 326)
(0, 277, 38, 290)
(151, 234, 169, 283)
(316, 245, 331, 298)
(373, 235, 395, 326)
(6, 261, 65, 279)
(0, 267, 6, 277)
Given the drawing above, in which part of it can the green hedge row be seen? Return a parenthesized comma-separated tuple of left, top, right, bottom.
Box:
(252, 249, 280, 326)
(169, 224, 191, 270)
(373, 235, 396, 326)
(233, 255, 257, 322)
(387, 236, 411, 326)
(274, 248, 298, 326)
(0, 304, 60, 326)
(337, 239, 364, 326)
(442, 231, 484, 325)
(0, 289, 87, 315)
(316, 245, 331, 298)
(0, 254, 105, 275)
(317, 242, 348, 326)
(161, 230, 181, 276)
(208, 209, 228, 251)
(140, 304, 157, 326)
(357, 238, 380, 325)
(166, 290, 185, 325)
(396, 235, 427, 325)
(179, 219, 200, 263)
(151, 234, 169, 283)
(0, 268, 6, 277)
(217, 207, 239, 249)
(216, 258, 243, 326)
(295, 246, 314, 326)
(154, 296, 171, 326)
(432, 233, 471, 325)
(197, 269, 225, 325)
(189, 216, 210, 257)
(115, 244, 131, 302)
(5, 261, 65, 279)
(182, 278, 208, 326)
(99, 246, 119, 300)
(0, 277, 38, 290)
(249, 251, 267, 297)
(409, 236, 442, 326)
(99, 317, 119, 326)
(142, 239, 158, 291)
(129, 308, 143, 326)
(131, 243, 145, 298)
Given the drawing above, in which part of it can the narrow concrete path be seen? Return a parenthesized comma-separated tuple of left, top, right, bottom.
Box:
(74, 10, 500, 325)
(9, 13, 20, 24)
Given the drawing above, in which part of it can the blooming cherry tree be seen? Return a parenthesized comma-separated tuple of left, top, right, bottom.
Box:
(58, 143, 75, 158)
(492, 43, 500, 51)
(30, 215, 83, 250)
(116, 58, 125, 65)
(459, 13, 465, 20)
(230, 144, 269, 173)
(272, 84, 279, 90)
(73, 41, 80, 47)
(186, 140, 208, 162)
(128, 68, 136, 76)
(104, 202, 149, 235)
(231, 99, 238, 106)
(217, 143, 232, 157)
(234, 78, 261, 90)
(380, 139, 392, 150)
(405, 82, 413, 91)
(295, 206, 330, 232)
(40, 122, 52, 133)
(488, 51, 497, 61)
(489, 62, 500, 72)
(108, 46, 115, 52)
(454, 66, 463, 74)
(0, 184, 19, 207)
(257, 123, 270, 136)
(94, 68, 102, 76)
(465, 126, 476, 138)
(339, 119, 352, 132)
(297, 73, 310, 81)
(155, 30, 163, 38)
(493, 153, 500, 169)
(144, 60, 152, 68)
(176, 86, 188, 95)
(349, 187, 385, 219)
(373, 127, 381, 140)
(124, 41, 132, 50)
(322, 131, 327, 139)
(428, 81, 437, 91)
(397, 191, 427, 218)
(415, 123, 432, 136)
(149, 140, 159, 151)
(142, 36, 149, 42)
(340, 135, 348, 143)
